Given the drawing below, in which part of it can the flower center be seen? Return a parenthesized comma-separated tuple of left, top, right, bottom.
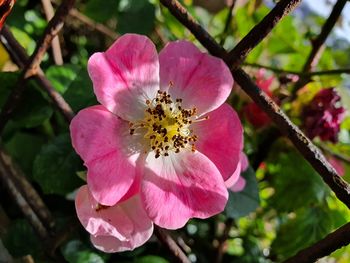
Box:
(129, 90, 207, 158)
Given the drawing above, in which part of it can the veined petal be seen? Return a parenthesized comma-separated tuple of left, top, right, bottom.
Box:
(88, 34, 159, 121)
(70, 105, 140, 205)
(159, 41, 233, 116)
(76, 186, 153, 253)
(141, 151, 228, 229)
(192, 103, 243, 182)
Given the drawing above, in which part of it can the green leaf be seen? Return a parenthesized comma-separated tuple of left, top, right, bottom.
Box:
(225, 167, 260, 218)
(3, 219, 41, 257)
(271, 206, 335, 260)
(46, 64, 80, 94)
(0, 72, 19, 108)
(84, 0, 119, 23)
(11, 84, 53, 128)
(62, 240, 107, 263)
(117, 0, 155, 35)
(4, 132, 45, 177)
(268, 150, 329, 212)
(33, 134, 83, 195)
(63, 67, 97, 112)
(0, 72, 53, 128)
(136, 255, 169, 263)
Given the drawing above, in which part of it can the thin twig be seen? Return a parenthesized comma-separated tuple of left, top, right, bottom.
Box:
(0, 26, 74, 122)
(216, 218, 233, 263)
(0, 150, 49, 241)
(226, 0, 302, 68)
(219, 0, 236, 45)
(243, 62, 350, 77)
(159, 0, 350, 208)
(291, 0, 347, 94)
(154, 226, 191, 263)
(69, 8, 118, 40)
(41, 0, 64, 65)
(318, 144, 350, 165)
(0, 150, 55, 230)
(0, 0, 75, 133)
(283, 221, 350, 263)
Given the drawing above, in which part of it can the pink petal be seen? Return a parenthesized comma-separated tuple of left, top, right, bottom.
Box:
(88, 34, 159, 121)
(225, 152, 249, 188)
(224, 161, 241, 188)
(76, 186, 153, 252)
(229, 176, 246, 192)
(240, 152, 249, 172)
(141, 151, 228, 229)
(159, 41, 233, 116)
(70, 105, 140, 205)
(192, 103, 243, 181)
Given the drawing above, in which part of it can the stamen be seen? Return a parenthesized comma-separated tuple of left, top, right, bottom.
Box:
(129, 90, 207, 157)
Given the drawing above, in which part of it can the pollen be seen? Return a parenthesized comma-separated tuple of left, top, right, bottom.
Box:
(129, 90, 206, 158)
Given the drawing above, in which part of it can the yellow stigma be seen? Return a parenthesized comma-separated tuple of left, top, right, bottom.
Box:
(129, 90, 202, 158)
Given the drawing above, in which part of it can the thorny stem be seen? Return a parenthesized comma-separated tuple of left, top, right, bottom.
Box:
(0, 0, 76, 133)
(0, 26, 75, 122)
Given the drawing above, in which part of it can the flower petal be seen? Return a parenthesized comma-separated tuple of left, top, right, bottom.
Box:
(159, 41, 233, 116)
(141, 151, 228, 229)
(70, 105, 140, 205)
(76, 186, 153, 252)
(229, 176, 246, 192)
(88, 34, 159, 121)
(192, 103, 243, 181)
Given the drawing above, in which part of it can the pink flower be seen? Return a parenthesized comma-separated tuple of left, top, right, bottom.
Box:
(75, 185, 153, 252)
(70, 34, 243, 230)
(302, 88, 346, 143)
(243, 69, 274, 128)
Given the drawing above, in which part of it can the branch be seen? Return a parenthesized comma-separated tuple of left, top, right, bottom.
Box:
(216, 218, 234, 263)
(244, 62, 350, 77)
(154, 226, 191, 263)
(291, 0, 347, 93)
(0, 150, 55, 230)
(0, 26, 74, 122)
(227, 0, 302, 68)
(0, 150, 49, 241)
(283, 221, 350, 263)
(69, 8, 118, 39)
(41, 0, 64, 65)
(0, 0, 75, 133)
(159, 0, 350, 210)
